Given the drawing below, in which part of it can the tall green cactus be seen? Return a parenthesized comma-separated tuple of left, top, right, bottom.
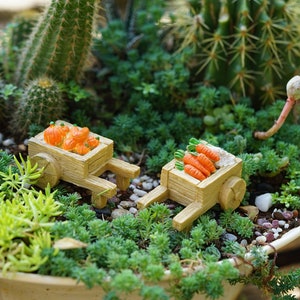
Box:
(0, 11, 38, 81)
(15, 0, 99, 86)
(10, 77, 65, 140)
(170, 0, 300, 106)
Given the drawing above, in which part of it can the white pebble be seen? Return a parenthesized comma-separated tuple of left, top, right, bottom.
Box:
(256, 235, 267, 244)
(140, 175, 150, 181)
(129, 207, 138, 214)
(129, 184, 136, 190)
(142, 182, 153, 191)
(152, 180, 159, 188)
(274, 232, 280, 239)
(278, 220, 286, 227)
(131, 178, 141, 185)
(284, 223, 290, 229)
(240, 239, 248, 247)
(133, 188, 147, 197)
(3, 138, 15, 147)
(129, 194, 140, 202)
(255, 193, 273, 212)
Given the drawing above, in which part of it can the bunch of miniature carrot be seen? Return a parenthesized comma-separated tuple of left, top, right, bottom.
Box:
(174, 138, 220, 181)
(43, 121, 100, 155)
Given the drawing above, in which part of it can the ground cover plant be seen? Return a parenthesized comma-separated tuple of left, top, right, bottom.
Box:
(0, 0, 300, 299)
(0, 151, 299, 300)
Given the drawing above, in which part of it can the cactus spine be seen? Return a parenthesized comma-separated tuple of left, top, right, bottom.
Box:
(170, 0, 300, 106)
(10, 77, 65, 139)
(15, 0, 99, 86)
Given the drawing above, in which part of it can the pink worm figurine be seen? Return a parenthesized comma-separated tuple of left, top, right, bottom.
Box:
(254, 75, 300, 140)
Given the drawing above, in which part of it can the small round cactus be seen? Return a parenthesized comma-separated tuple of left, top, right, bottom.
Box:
(10, 77, 65, 140)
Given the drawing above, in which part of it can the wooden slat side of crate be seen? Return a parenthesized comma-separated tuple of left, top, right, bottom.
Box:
(166, 165, 203, 207)
(28, 132, 113, 180)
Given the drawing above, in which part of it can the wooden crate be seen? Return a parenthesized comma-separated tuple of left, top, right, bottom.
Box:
(28, 121, 140, 208)
(138, 150, 246, 231)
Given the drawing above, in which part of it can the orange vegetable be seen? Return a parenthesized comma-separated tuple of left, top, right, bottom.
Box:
(61, 136, 77, 151)
(195, 143, 220, 162)
(59, 122, 70, 137)
(197, 153, 216, 173)
(71, 126, 90, 142)
(86, 135, 100, 149)
(44, 122, 65, 146)
(184, 164, 206, 181)
(183, 153, 210, 177)
(74, 143, 90, 155)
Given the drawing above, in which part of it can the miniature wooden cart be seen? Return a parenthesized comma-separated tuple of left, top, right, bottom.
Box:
(28, 120, 140, 208)
(137, 148, 246, 231)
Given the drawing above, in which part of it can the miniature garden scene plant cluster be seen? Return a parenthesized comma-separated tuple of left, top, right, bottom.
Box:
(0, 0, 300, 299)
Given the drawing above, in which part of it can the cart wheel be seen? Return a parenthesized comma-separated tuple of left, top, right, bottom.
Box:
(30, 153, 61, 188)
(219, 176, 246, 211)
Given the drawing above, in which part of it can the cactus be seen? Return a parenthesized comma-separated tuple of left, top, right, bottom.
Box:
(169, 0, 300, 106)
(10, 77, 65, 140)
(0, 11, 38, 81)
(15, 0, 99, 86)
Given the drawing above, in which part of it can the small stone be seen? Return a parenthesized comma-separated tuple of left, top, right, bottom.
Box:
(284, 223, 290, 229)
(152, 180, 159, 188)
(240, 239, 248, 247)
(131, 178, 140, 185)
(3, 138, 15, 147)
(282, 211, 293, 220)
(129, 194, 140, 202)
(256, 235, 267, 244)
(255, 193, 273, 212)
(119, 200, 136, 209)
(223, 233, 238, 242)
(18, 144, 27, 151)
(293, 210, 299, 218)
(274, 232, 280, 239)
(278, 220, 286, 227)
(262, 222, 272, 229)
(271, 220, 279, 228)
(133, 188, 147, 197)
(111, 208, 131, 219)
(129, 207, 138, 214)
(256, 218, 268, 226)
(265, 232, 275, 243)
(254, 231, 262, 236)
(140, 175, 150, 181)
(273, 211, 285, 220)
(142, 182, 153, 191)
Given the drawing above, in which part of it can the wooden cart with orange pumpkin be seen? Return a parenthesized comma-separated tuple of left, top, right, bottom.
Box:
(28, 120, 140, 208)
(137, 144, 246, 231)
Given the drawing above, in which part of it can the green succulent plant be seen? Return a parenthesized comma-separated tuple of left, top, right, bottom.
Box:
(169, 0, 300, 106)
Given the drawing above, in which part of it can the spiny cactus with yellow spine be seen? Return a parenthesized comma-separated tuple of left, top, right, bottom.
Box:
(15, 0, 99, 86)
(169, 0, 300, 106)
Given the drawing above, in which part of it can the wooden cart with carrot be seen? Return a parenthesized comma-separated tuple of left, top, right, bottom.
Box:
(28, 120, 140, 208)
(137, 141, 246, 231)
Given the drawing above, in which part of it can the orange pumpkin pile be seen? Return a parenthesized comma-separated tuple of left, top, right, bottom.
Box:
(43, 122, 100, 155)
